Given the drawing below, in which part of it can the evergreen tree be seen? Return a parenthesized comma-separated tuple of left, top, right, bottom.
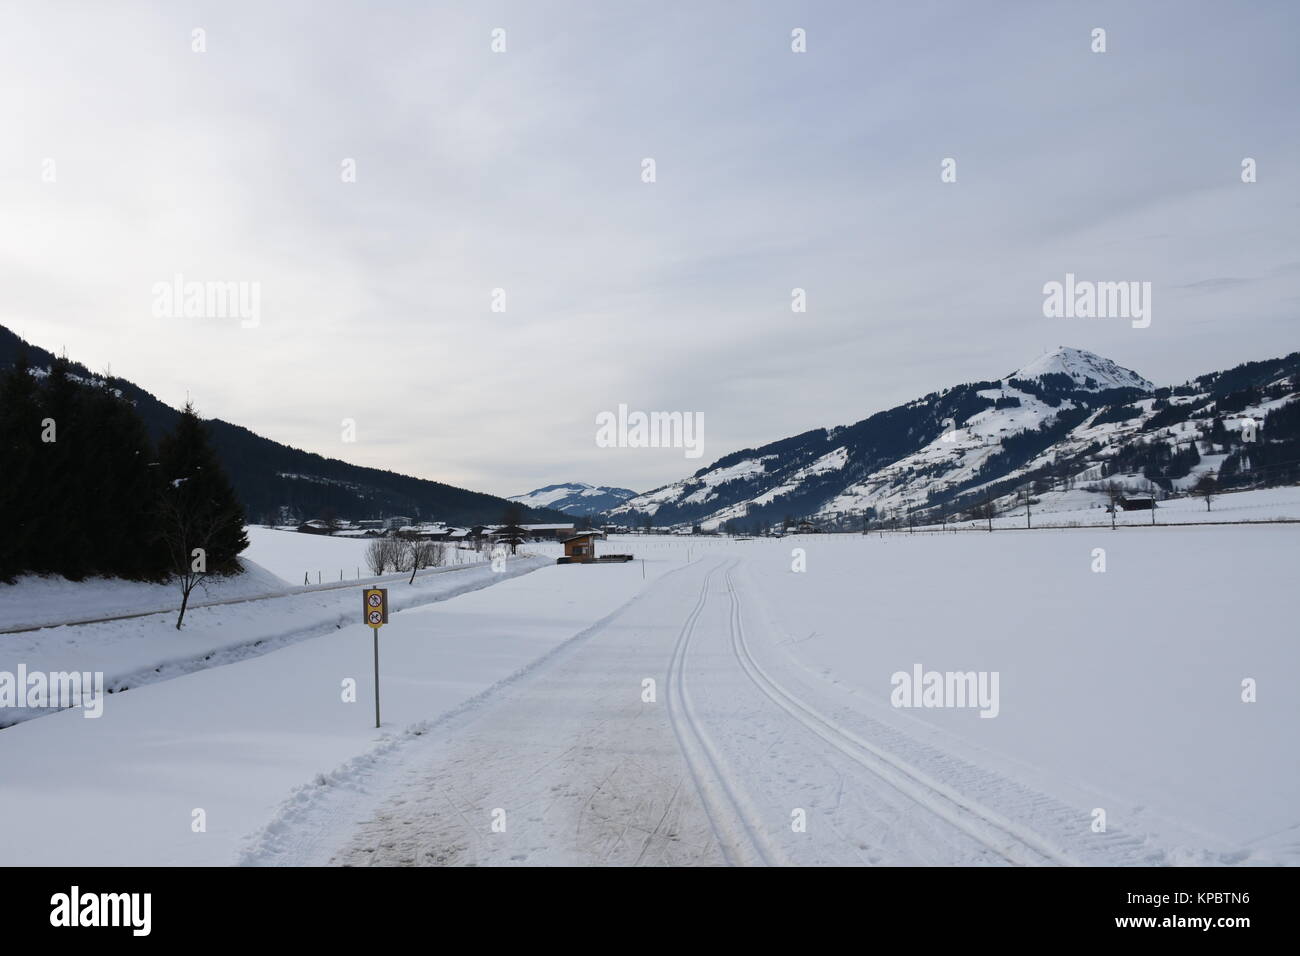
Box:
(157, 403, 248, 627)
(158, 402, 248, 572)
(84, 378, 166, 579)
(0, 354, 43, 581)
(32, 358, 95, 578)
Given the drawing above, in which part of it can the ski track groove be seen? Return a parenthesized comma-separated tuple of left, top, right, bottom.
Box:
(721, 558, 1077, 867)
(664, 560, 785, 867)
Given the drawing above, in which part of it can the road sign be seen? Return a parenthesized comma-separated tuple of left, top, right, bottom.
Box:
(362, 588, 389, 728)
(363, 588, 388, 628)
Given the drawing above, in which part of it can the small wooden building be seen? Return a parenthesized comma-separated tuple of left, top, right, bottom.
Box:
(557, 531, 633, 565)
(562, 532, 601, 562)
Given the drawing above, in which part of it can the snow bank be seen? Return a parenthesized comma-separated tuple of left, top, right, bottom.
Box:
(0, 557, 547, 728)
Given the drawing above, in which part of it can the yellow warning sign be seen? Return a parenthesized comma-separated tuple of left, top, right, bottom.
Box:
(363, 588, 388, 628)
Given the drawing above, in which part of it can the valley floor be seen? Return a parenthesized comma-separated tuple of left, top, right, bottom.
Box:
(1, 528, 1295, 866)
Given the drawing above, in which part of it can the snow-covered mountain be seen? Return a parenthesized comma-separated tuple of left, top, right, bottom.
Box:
(1008, 345, 1153, 392)
(509, 482, 638, 517)
(609, 347, 1300, 531)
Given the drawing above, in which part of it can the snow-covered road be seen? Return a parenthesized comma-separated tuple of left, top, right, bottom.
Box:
(318, 552, 1072, 865)
(314, 527, 1296, 866)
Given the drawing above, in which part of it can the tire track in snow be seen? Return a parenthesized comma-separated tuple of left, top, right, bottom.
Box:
(722, 559, 1076, 867)
(665, 559, 786, 867)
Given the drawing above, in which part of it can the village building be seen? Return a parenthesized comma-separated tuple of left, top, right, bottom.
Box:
(1117, 495, 1156, 511)
(561, 531, 603, 563)
(519, 523, 576, 540)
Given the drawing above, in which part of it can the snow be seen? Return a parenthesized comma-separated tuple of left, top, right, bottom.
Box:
(617, 457, 777, 516)
(1010, 346, 1154, 392)
(947, 484, 1300, 530)
(0, 553, 675, 864)
(0, 526, 493, 631)
(509, 483, 637, 512)
(242, 526, 382, 582)
(510, 484, 589, 508)
(293, 529, 1299, 866)
(0, 559, 288, 632)
(731, 528, 1297, 864)
(2, 527, 1295, 866)
(0, 555, 541, 728)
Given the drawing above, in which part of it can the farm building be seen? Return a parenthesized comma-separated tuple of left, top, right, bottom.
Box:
(1116, 496, 1156, 512)
(520, 523, 576, 540)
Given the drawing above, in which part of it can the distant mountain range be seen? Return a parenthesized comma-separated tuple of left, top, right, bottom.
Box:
(0, 325, 569, 527)
(509, 482, 638, 517)
(607, 346, 1300, 530)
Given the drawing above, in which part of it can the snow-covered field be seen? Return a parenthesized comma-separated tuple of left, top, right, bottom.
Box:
(0, 526, 493, 631)
(0, 552, 682, 865)
(0, 556, 547, 728)
(1, 528, 1294, 866)
(733, 528, 1297, 864)
(934, 485, 1300, 531)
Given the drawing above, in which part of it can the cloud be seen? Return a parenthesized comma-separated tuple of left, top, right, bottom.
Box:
(2, 0, 1298, 498)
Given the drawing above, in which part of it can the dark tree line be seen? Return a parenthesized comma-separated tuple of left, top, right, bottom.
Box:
(0, 355, 247, 592)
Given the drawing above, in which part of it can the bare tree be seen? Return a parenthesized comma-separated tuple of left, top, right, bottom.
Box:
(407, 540, 444, 583)
(366, 537, 408, 576)
(365, 538, 388, 575)
(158, 493, 243, 630)
(1192, 473, 1218, 512)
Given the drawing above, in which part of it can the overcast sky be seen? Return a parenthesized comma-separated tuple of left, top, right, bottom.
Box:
(3, 0, 1297, 498)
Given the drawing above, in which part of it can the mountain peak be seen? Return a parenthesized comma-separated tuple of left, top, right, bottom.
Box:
(509, 482, 638, 517)
(1009, 346, 1153, 392)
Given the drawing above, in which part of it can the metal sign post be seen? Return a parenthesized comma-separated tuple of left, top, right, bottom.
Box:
(363, 588, 389, 728)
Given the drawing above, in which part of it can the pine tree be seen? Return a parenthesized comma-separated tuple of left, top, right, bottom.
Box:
(84, 379, 167, 579)
(34, 358, 95, 578)
(0, 354, 43, 581)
